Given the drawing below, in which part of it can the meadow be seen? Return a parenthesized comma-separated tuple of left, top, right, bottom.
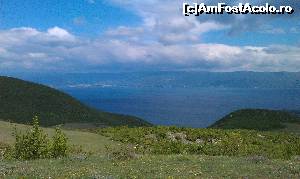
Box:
(98, 126, 300, 159)
(0, 121, 300, 178)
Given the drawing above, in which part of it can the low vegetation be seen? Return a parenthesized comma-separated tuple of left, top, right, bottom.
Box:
(210, 109, 300, 131)
(4, 116, 68, 160)
(0, 120, 299, 178)
(99, 126, 300, 159)
(1, 154, 299, 178)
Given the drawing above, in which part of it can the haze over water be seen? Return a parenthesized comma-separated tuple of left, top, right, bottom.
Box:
(64, 87, 300, 127)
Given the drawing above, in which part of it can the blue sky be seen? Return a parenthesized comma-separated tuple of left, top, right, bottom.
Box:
(0, 0, 141, 36)
(0, 0, 300, 72)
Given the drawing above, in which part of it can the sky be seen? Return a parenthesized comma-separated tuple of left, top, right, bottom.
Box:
(0, 0, 300, 73)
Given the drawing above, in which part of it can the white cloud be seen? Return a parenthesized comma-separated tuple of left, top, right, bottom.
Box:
(0, 0, 300, 72)
(108, 0, 300, 36)
(47, 26, 75, 41)
(105, 26, 144, 37)
(107, 0, 227, 44)
(1, 26, 300, 72)
(27, 52, 48, 59)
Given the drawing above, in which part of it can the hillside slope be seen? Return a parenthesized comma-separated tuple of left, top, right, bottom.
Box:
(0, 121, 299, 178)
(0, 76, 151, 127)
(210, 109, 300, 131)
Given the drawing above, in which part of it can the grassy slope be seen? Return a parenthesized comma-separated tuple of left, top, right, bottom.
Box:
(0, 76, 151, 127)
(0, 121, 299, 178)
(0, 121, 116, 154)
(210, 109, 300, 131)
(1, 155, 299, 178)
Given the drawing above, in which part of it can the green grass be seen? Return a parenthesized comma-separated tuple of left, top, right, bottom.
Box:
(0, 121, 118, 154)
(210, 109, 300, 131)
(0, 76, 151, 127)
(1, 154, 299, 178)
(98, 126, 300, 159)
(0, 121, 300, 178)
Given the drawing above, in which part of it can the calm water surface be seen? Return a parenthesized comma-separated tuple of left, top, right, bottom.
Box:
(63, 87, 300, 128)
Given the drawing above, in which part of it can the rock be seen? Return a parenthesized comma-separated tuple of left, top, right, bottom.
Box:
(195, 138, 205, 144)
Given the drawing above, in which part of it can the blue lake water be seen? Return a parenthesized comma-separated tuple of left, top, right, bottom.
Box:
(63, 87, 300, 128)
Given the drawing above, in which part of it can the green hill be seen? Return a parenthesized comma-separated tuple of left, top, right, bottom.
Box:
(210, 109, 300, 131)
(290, 110, 300, 117)
(0, 76, 151, 127)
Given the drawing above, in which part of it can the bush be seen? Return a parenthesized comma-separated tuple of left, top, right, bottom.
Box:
(12, 116, 50, 160)
(106, 145, 137, 161)
(6, 116, 68, 160)
(51, 127, 68, 158)
(0, 142, 11, 160)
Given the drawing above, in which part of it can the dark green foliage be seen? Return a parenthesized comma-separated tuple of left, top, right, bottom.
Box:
(210, 109, 300, 131)
(7, 116, 69, 160)
(0, 76, 151, 127)
(99, 126, 300, 159)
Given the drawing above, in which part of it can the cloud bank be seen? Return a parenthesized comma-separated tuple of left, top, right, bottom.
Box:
(0, 0, 299, 72)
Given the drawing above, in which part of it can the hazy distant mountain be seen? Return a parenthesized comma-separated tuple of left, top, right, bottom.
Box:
(10, 71, 300, 89)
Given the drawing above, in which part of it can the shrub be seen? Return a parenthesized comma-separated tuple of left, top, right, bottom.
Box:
(12, 116, 50, 160)
(0, 142, 11, 160)
(6, 116, 69, 160)
(106, 145, 137, 161)
(51, 127, 68, 158)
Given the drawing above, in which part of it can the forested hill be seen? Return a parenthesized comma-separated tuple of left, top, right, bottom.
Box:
(0, 76, 151, 127)
(210, 109, 300, 131)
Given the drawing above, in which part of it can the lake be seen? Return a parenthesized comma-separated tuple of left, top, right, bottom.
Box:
(63, 87, 300, 128)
